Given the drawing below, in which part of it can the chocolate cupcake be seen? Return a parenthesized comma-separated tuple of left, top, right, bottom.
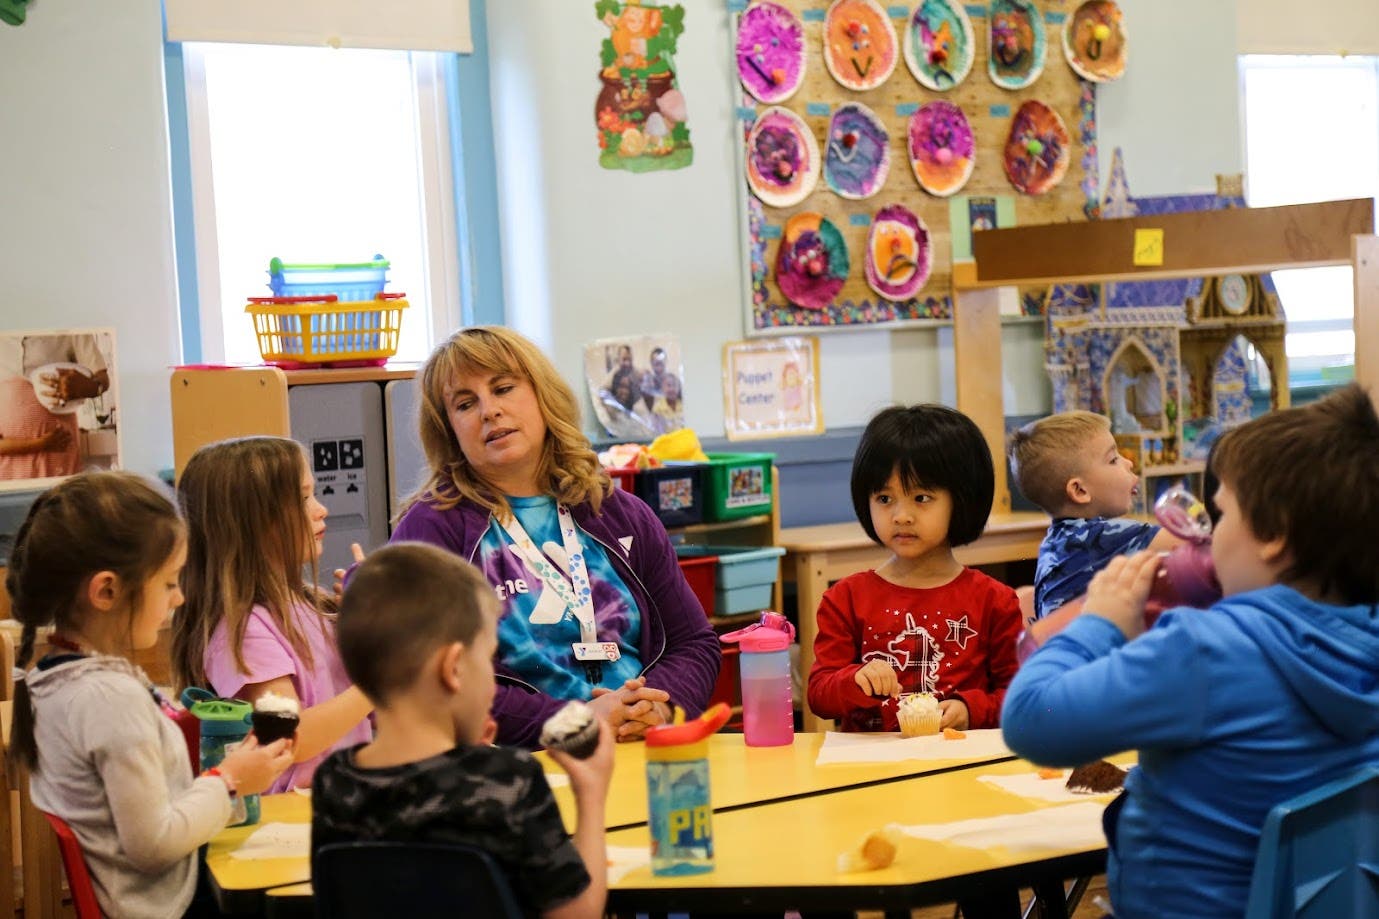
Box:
(540, 701, 600, 759)
(251, 690, 301, 745)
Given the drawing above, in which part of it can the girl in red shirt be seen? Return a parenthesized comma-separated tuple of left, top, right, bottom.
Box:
(807, 404, 1022, 732)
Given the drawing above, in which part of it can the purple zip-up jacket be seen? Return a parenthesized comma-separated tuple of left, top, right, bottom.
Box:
(391, 487, 721, 748)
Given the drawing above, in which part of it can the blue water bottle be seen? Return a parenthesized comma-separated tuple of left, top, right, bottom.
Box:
(181, 688, 259, 826)
(644, 703, 731, 876)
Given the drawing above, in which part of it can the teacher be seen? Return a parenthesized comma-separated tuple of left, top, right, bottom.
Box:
(391, 326, 720, 748)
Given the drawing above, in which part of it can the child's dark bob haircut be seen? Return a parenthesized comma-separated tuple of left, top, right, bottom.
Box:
(851, 404, 995, 547)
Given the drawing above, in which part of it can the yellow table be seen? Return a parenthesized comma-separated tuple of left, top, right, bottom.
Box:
(204, 792, 312, 915)
(536, 732, 1015, 832)
(602, 755, 1129, 914)
(204, 743, 1102, 916)
(778, 513, 1050, 731)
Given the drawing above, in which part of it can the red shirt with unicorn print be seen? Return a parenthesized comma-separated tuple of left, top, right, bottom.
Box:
(807, 567, 1021, 731)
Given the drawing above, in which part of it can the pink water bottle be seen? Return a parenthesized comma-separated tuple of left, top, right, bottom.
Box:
(720, 612, 795, 747)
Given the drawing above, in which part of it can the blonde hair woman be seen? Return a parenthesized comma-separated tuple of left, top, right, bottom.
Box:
(393, 326, 719, 748)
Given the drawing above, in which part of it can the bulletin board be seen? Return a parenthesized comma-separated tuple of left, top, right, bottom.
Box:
(736, 0, 1102, 334)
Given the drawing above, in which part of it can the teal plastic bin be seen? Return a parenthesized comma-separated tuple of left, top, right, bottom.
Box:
(677, 545, 785, 616)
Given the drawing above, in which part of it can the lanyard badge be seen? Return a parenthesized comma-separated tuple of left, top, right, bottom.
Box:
(499, 504, 619, 684)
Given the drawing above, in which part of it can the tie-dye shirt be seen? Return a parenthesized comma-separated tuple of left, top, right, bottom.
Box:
(477, 495, 643, 698)
(1034, 516, 1159, 618)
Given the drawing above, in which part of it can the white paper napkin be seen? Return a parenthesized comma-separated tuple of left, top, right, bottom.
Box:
(228, 822, 310, 860)
(893, 801, 1109, 853)
(606, 845, 651, 884)
(978, 770, 1123, 804)
(815, 729, 1011, 766)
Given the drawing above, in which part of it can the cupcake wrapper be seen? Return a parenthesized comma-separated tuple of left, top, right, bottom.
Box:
(897, 709, 941, 738)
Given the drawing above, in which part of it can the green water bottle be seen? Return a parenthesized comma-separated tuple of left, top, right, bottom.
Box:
(181, 688, 260, 826)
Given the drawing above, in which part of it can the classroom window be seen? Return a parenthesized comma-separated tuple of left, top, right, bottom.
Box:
(178, 43, 465, 364)
(1241, 55, 1379, 383)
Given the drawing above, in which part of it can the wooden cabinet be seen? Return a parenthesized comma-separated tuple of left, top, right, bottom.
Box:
(170, 365, 423, 575)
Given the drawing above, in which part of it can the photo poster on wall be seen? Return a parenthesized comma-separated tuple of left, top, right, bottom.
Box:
(0, 328, 121, 492)
(735, 0, 1101, 335)
(722, 336, 823, 440)
(584, 334, 685, 442)
(594, 0, 692, 172)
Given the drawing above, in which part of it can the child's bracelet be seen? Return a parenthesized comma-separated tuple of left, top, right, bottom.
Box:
(203, 767, 239, 799)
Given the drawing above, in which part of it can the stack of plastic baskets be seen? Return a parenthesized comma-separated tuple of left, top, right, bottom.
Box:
(246, 256, 407, 368)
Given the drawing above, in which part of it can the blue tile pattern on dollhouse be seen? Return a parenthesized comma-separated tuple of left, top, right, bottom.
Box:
(1212, 342, 1252, 427)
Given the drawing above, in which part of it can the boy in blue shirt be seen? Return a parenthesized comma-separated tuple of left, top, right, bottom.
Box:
(1009, 411, 1179, 618)
(1002, 385, 1379, 918)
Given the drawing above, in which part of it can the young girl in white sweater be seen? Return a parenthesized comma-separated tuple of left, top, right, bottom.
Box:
(7, 472, 292, 919)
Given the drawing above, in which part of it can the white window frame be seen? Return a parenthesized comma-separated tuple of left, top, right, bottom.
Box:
(1239, 54, 1379, 379)
(180, 44, 464, 363)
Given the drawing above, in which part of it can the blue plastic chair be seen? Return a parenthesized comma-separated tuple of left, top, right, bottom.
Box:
(1245, 765, 1379, 918)
(313, 841, 524, 918)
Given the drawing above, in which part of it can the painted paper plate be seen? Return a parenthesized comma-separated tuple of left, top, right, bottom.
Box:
(1003, 100, 1070, 195)
(776, 213, 850, 309)
(736, 2, 807, 104)
(988, 0, 1047, 90)
(908, 101, 975, 197)
(745, 106, 820, 208)
(1063, 0, 1127, 83)
(904, 0, 975, 92)
(823, 0, 899, 92)
(866, 204, 932, 301)
(825, 103, 891, 200)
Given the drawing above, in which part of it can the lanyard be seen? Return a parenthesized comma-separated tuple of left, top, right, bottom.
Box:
(497, 504, 598, 645)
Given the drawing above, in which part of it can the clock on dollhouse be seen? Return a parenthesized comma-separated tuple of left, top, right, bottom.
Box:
(1189, 272, 1277, 322)
(1218, 273, 1252, 315)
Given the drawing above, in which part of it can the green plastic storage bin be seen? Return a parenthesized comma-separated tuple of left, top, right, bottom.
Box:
(702, 452, 775, 522)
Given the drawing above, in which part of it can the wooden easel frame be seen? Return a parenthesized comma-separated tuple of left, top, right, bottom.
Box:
(950, 198, 1378, 514)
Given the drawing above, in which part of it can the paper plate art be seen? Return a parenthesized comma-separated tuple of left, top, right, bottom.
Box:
(822, 0, 898, 91)
(824, 103, 891, 200)
(776, 213, 850, 309)
(988, 0, 1046, 90)
(1003, 100, 1070, 195)
(908, 101, 975, 197)
(736, 2, 807, 103)
(1063, 0, 1127, 83)
(903, 0, 975, 91)
(865, 204, 932, 301)
(595, 1, 693, 172)
(745, 106, 820, 208)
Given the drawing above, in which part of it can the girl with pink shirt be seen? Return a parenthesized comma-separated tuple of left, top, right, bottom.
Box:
(172, 436, 374, 792)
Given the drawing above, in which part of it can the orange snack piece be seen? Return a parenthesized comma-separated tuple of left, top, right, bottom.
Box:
(1037, 767, 1063, 780)
(941, 727, 966, 740)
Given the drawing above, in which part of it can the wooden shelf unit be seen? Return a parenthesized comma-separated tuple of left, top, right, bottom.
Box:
(950, 198, 1377, 514)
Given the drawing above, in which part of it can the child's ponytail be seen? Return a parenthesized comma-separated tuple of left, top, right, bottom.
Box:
(5, 473, 184, 773)
(7, 492, 56, 771)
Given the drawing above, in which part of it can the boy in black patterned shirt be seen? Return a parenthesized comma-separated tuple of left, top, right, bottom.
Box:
(312, 543, 613, 918)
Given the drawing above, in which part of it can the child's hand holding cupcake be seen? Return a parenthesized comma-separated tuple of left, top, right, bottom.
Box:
(541, 702, 614, 800)
(938, 698, 970, 731)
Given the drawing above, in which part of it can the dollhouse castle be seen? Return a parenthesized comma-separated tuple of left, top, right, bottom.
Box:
(1042, 151, 1290, 513)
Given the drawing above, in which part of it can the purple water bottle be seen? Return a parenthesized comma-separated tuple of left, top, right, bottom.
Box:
(720, 612, 795, 747)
